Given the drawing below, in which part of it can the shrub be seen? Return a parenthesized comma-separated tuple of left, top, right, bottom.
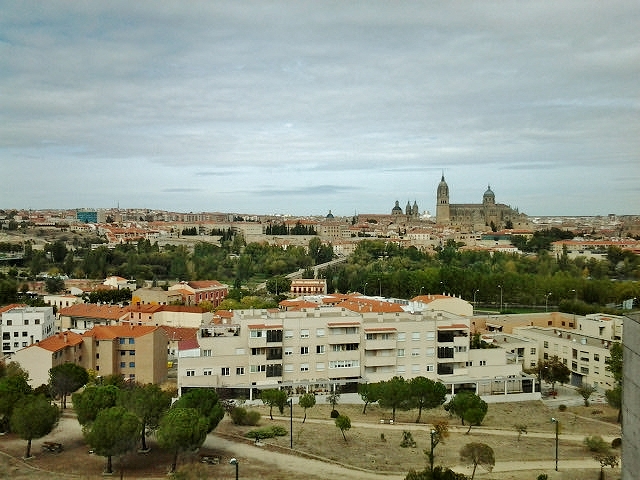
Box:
(611, 437, 622, 449)
(246, 425, 287, 439)
(330, 409, 340, 418)
(400, 430, 417, 448)
(558, 404, 567, 411)
(245, 410, 261, 426)
(537, 474, 548, 480)
(231, 407, 261, 426)
(584, 435, 609, 453)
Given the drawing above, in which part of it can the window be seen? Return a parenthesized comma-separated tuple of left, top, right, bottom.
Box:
(300, 346, 309, 355)
(120, 351, 126, 356)
(300, 363, 309, 372)
(120, 362, 126, 368)
(2, 333, 8, 340)
(316, 328, 325, 337)
(300, 329, 310, 338)
(235, 348, 245, 355)
(22, 342, 27, 347)
(397, 332, 406, 341)
(530, 348, 536, 355)
(594, 353, 600, 362)
(412, 364, 420, 373)
(5, 320, 11, 326)
(129, 350, 135, 356)
(412, 332, 420, 341)
(316, 345, 325, 354)
(251, 347, 264, 356)
(366, 333, 375, 340)
(284, 364, 294, 373)
(119, 338, 126, 344)
(13, 332, 18, 337)
(35, 319, 40, 325)
(316, 363, 325, 371)
(479, 360, 487, 366)
(284, 347, 293, 356)
(543, 341, 549, 348)
(250, 330, 263, 338)
(221, 367, 230, 376)
(236, 367, 245, 375)
(397, 365, 406, 374)
(426, 347, 435, 357)
(24, 319, 29, 325)
(426, 331, 435, 341)
(202, 349, 212, 357)
(411, 348, 420, 357)
(129, 362, 135, 368)
(186, 370, 195, 376)
(203, 369, 212, 376)
(250, 365, 266, 373)
(426, 364, 435, 372)
(543, 352, 549, 360)
(13, 342, 18, 348)
(284, 330, 294, 339)
(129, 338, 135, 344)
(397, 348, 405, 357)
(329, 360, 359, 369)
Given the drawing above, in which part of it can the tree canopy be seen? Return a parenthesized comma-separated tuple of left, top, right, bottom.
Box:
(117, 383, 172, 451)
(377, 376, 412, 422)
(298, 393, 316, 424)
(72, 384, 119, 425)
(260, 389, 289, 420)
(459, 443, 495, 480)
(409, 377, 448, 423)
(49, 362, 89, 409)
(10, 395, 60, 458)
(172, 388, 224, 433)
(445, 392, 488, 434)
(157, 407, 210, 473)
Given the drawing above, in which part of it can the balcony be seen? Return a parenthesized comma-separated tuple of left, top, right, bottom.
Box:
(364, 355, 397, 368)
(364, 339, 396, 350)
(437, 347, 454, 359)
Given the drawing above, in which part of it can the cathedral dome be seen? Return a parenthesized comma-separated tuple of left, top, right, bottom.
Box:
(391, 200, 402, 214)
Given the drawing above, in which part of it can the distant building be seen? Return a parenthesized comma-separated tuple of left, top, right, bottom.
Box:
(435, 175, 526, 230)
(290, 279, 327, 295)
(168, 280, 228, 308)
(1, 305, 55, 356)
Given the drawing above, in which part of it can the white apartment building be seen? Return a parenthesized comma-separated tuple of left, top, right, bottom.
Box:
(1, 306, 56, 356)
(513, 313, 623, 389)
(178, 307, 535, 402)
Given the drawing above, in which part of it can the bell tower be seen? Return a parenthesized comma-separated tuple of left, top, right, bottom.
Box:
(435, 174, 450, 224)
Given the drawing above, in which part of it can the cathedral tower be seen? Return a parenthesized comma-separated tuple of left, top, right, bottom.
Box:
(435, 174, 450, 224)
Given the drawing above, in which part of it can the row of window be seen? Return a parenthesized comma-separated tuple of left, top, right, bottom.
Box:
(2, 341, 28, 350)
(2, 331, 30, 339)
(249, 329, 442, 341)
(0, 318, 42, 326)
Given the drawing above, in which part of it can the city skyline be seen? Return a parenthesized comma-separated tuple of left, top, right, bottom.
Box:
(1, 1, 639, 217)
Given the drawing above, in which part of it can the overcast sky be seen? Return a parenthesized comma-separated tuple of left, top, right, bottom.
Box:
(1, 1, 638, 217)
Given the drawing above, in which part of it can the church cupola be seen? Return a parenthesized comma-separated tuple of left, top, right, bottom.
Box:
(483, 184, 495, 205)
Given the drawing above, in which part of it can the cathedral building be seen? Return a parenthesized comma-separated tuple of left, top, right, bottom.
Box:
(435, 175, 526, 231)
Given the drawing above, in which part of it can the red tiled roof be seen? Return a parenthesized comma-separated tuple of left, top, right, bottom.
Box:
(82, 325, 160, 340)
(58, 303, 130, 320)
(159, 326, 198, 341)
(363, 327, 398, 332)
(35, 331, 84, 352)
(178, 337, 200, 351)
(0, 304, 26, 314)
(437, 324, 469, 330)
(248, 324, 282, 330)
(158, 305, 207, 314)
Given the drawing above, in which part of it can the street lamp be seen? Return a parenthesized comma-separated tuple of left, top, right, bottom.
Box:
(429, 429, 436, 472)
(545, 292, 552, 312)
(363, 282, 368, 295)
(473, 289, 480, 312)
(288, 398, 293, 449)
(229, 457, 239, 480)
(551, 417, 559, 471)
(497, 285, 503, 313)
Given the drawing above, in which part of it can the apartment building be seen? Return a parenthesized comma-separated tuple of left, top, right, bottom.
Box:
(178, 307, 534, 402)
(13, 330, 84, 387)
(168, 280, 228, 308)
(513, 313, 623, 389)
(58, 303, 129, 330)
(81, 325, 168, 384)
(1, 305, 55, 356)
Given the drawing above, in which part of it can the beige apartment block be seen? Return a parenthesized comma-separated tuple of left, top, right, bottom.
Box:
(81, 325, 168, 384)
(13, 330, 84, 387)
(43, 294, 84, 311)
(178, 307, 534, 402)
(622, 312, 640, 480)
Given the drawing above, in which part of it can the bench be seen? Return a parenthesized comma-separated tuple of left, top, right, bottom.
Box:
(379, 419, 394, 425)
(42, 441, 63, 453)
(200, 455, 220, 465)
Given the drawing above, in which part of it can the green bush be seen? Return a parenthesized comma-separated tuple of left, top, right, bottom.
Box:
(231, 407, 261, 426)
(246, 425, 287, 439)
(330, 409, 340, 418)
(537, 474, 548, 480)
(558, 404, 567, 411)
(611, 437, 622, 449)
(584, 435, 609, 453)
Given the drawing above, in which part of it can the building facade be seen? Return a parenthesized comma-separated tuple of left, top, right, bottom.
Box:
(1, 305, 56, 356)
(178, 307, 534, 402)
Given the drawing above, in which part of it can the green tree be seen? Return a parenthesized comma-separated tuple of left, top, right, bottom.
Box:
(327, 387, 341, 413)
(459, 442, 495, 480)
(358, 382, 381, 414)
(117, 383, 172, 451)
(298, 393, 316, 424)
(84, 406, 141, 474)
(49, 362, 89, 409)
(405, 466, 467, 480)
(45, 276, 66, 294)
(605, 342, 622, 422)
(172, 388, 224, 433)
(335, 414, 351, 442)
(426, 421, 449, 472)
(157, 407, 209, 473)
(378, 376, 411, 423)
(72, 385, 119, 425)
(260, 389, 289, 420)
(0, 374, 32, 432)
(265, 275, 291, 295)
(540, 356, 571, 392)
(409, 377, 448, 423)
(444, 392, 488, 434)
(577, 384, 597, 407)
(10, 395, 60, 458)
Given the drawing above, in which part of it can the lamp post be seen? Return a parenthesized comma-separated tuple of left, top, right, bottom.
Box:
(551, 417, 559, 471)
(419, 286, 424, 296)
(545, 292, 552, 312)
(429, 429, 436, 472)
(229, 458, 239, 480)
(497, 285, 503, 313)
(288, 398, 293, 449)
(473, 289, 479, 313)
(363, 282, 368, 296)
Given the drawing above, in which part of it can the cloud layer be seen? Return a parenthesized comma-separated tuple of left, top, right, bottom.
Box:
(1, 1, 638, 216)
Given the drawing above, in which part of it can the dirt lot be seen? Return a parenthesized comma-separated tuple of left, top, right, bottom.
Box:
(0, 401, 622, 480)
